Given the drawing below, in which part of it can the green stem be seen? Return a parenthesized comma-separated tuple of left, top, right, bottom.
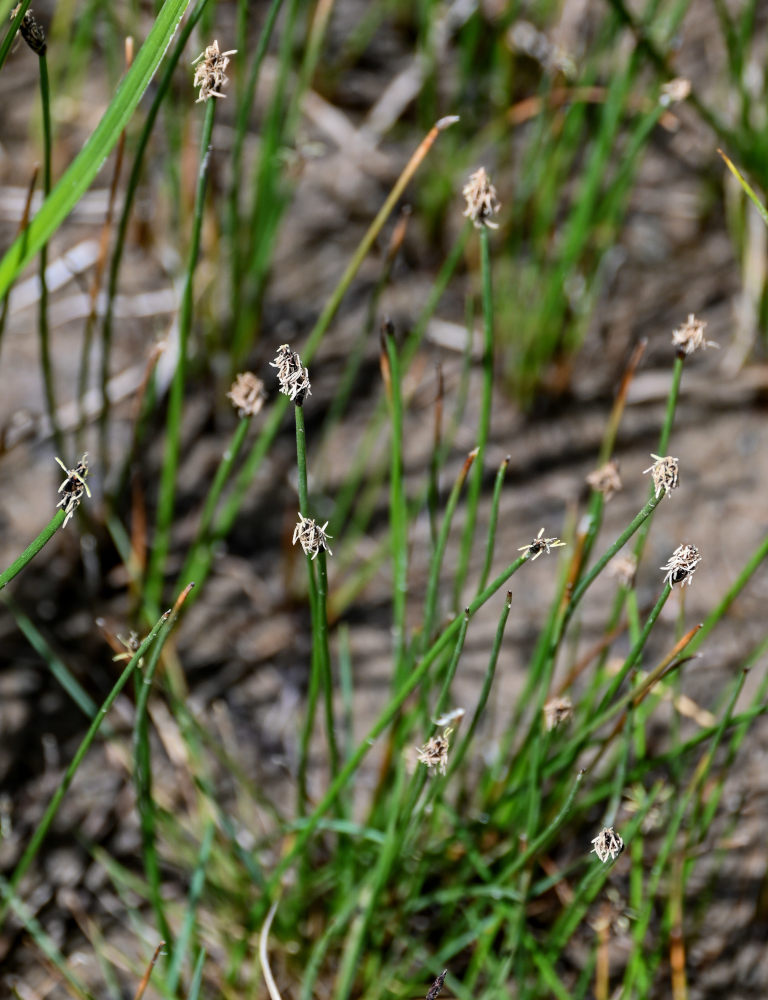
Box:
(146, 97, 216, 616)
(477, 455, 509, 593)
(38, 52, 63, 454)
(454, 224, 494, 607)
(0, 510, 65, 591)
(384, 329, 409, 682)
(449, 591, 512, 775)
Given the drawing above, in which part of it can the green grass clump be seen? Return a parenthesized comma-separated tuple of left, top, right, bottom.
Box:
(1, 2, 767, 999)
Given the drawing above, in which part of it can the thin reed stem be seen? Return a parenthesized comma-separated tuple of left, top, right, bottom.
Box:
(146, 98, 216, 615)
(477, 455, 509, 592)
(0, 509, 65, 592)
(384, 328, 408, 680)
(454, 224, 494, 607)
(37, 51, 63, 454)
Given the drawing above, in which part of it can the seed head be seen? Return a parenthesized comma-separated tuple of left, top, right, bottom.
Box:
(426, 970, 448, 1000)
(227, 372, 265, 418)
(270, 344, 311, 405)
(609, 552, 637, 589)
(543, 696, 573, 731)
(660, 77, 691, 106)
(55, 454, 91, 528)
(10, 4, 46, 55)
(192, 39, 236, 103)
(416, 728, 452, 776)
(643, 453, 679, 499)
(586, 459, 622, 501)
(292, 514, 332, 560)
(462, 167, 500, 229)
(591, 826, 624, 863)
(660, 543, 701, 588)
(671, 313, 718, 356)
(518, 527, 566, 561)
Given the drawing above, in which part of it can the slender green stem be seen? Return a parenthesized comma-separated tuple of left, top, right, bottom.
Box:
(0, 510, 65, 591)
(37, 52, 63, 454)
(421, 449, 476, 653)
(449, 591, 512, 775)
(477, 455, 509, 593)
(133, 595, 180, 944)
(384, 330, 409, 681)
(166, 821, 214, 992)
(0, 603, 177, 925)
(454, 224, 494, 607)
(146, 98, 216, 616)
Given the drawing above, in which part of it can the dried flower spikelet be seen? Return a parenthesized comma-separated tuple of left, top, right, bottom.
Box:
(227, 372, 265, 418)
(543, 696, 573, 732)
(416, 727, 452, 776)
(591, 826, 624, 863)
(586, 459, 622, 501)
(462, 167, 501, 229)
(55, 454, 91, 528)
(10, 4, 46, 55)
(292, 513, 332, 560)
(660, 77, 691, 106)
(609, 552, 637, 589)
(270, 343, 312, 405)
(671, 313, 719, 356)
(643, 453, 679, 499)
(192, 39, 236, 103)
(426, 970, 448, 1000)
(518, 527, 566, 562)
(660, 543, 701, 588)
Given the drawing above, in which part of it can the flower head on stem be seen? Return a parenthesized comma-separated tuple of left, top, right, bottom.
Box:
(643, 454, 679, 500)
(462, 167, 500, 229)
(591, 826, 624, 863)
(671, 313, 718, 356)
(192, 39, 236, 103)
(270, 344, 311, 405)
(518, 527, 566, 562)
(660, 543, 701, 588)
(10, 4, 46, 55)
(292, 514, 332, 560)
(227, 372, 266, 417)
(55, 454, 90, 528)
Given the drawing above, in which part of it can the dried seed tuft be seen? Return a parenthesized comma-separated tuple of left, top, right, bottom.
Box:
(609, 553, 637, 589)
(10, 4, 46, 55)
(543, 696, 573, 731)
(660, 543, 701, 588)
(518, 527, 566, 561)
(426, 970, 448, 1000)
(292, 514, 332, 560)
(586, 459, 622, 501)
(55, 454, 91, 528)
(591, 826, 624, 863)
(671, 313, 718, 356)
(643, 453, 679, 499)
(462, 167, 500, 229)
(227, 372, 266, 417)
(192, 39, 236, 103)
(416, 728, 452, 776)
(270, 344, 311, 405)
